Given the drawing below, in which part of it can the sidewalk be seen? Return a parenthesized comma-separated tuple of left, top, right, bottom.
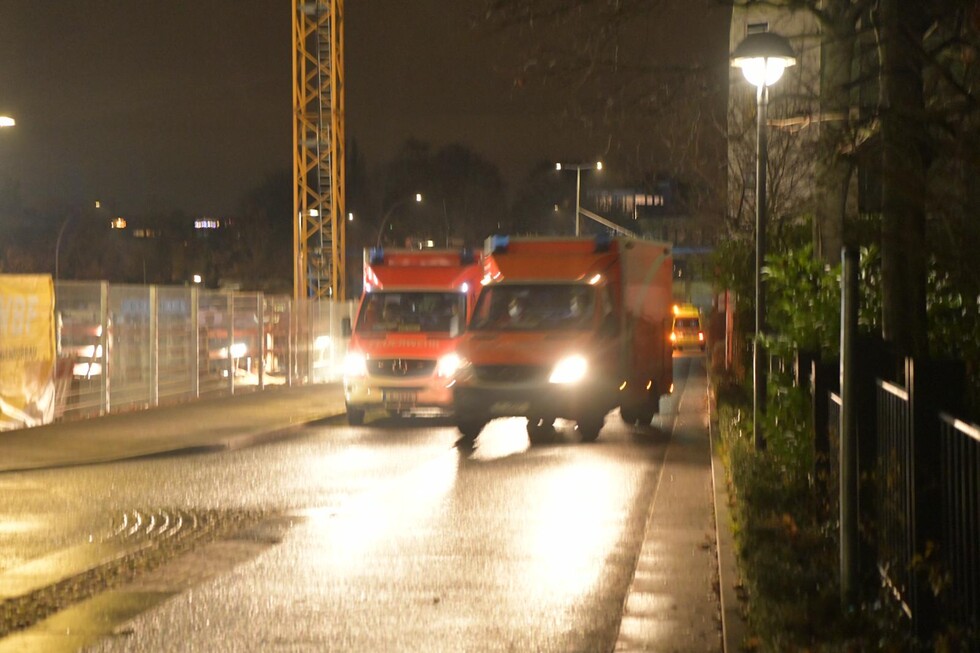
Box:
(615, 358, 745, 653)
(0, 383, 348, 473)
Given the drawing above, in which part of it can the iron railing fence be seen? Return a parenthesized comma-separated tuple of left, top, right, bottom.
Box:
(764, 348, 978, 639)
(939, 414, 980, 635)
(53, 281, 354, 422)
(826, 392, 842, 519)
(876, 380, 915, 620)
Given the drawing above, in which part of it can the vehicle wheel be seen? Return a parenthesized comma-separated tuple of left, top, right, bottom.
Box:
(619, 404, 640, 425)
(526, 416, 555, 444)
(347, 407, 365, 426)
(635, 401, 656, 426)
(640, 386, 662, 422)
(576, 414, 605, 442)
(456, 419, 484, 443)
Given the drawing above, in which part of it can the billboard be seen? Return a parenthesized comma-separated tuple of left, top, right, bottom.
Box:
(0, 275, 56, 431)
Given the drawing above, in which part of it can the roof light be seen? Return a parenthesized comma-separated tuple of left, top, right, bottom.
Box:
(486, 235, 509, 254)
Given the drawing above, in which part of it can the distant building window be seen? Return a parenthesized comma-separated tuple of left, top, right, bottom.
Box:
(195, 219, 221, 230)
(636, 194, 665, 207)
(133, 229, 159, 239)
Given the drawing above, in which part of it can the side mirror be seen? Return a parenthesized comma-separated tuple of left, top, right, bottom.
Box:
(341, 317, 352, 337)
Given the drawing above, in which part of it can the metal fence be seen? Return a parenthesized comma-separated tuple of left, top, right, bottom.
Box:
(775, 351, 980, 640)
(876, 380, 915, 620)
(939, 413, 980, 634)
(54, 281, 354, 421)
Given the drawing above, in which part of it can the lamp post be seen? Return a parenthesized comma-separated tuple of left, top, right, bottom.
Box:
(731, 31, 796, 451)
(54, 217, 75, 283)
(57, 200, 121, 283)
(556, 161, 602, 236)
(375, 193, 422, 249)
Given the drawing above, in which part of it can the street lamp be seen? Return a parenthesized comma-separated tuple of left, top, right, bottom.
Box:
(731, 30, 796, 450)
(55, 200, 95, 283)
(375, 193, 422, 248)
(556, 161, 603, 236)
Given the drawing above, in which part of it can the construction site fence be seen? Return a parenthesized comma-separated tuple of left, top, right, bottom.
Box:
(54, 281, 355, 421)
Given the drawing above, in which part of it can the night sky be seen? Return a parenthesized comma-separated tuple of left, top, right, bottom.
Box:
(0, 1, 730, 219)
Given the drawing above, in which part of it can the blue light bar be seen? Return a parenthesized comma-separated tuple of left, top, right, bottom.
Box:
(368, 247, 385, 265)
(485, 235, 509, 254)
(594, 232, 612, 252)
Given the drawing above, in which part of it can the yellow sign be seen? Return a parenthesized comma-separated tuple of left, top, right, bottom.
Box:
(0, 275, 56, 431)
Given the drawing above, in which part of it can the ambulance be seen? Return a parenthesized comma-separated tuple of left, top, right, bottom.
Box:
(450, 235, 673, 443)
(342, 248, 482, 424)
(670, 303, 705, 352)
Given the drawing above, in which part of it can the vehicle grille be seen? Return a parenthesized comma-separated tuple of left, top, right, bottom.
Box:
(473, 365, 548, 384)
(368, 359, 436, 378)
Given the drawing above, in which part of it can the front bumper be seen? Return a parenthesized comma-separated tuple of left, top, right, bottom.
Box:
(453, 379, 616, 422)
(344, 374, 453, 414)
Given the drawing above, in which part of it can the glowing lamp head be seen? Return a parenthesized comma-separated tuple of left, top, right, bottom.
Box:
(731, 31, 796, 88)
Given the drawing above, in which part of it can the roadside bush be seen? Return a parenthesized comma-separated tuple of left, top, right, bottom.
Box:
(718, 388, 849, 651)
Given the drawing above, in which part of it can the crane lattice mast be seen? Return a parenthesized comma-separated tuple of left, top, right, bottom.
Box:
(292, 0, 345, 300)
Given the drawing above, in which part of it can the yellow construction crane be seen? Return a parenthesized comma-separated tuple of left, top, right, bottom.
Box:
(292, 0, 346, 301)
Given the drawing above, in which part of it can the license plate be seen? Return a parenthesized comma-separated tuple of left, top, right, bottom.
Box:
(384, 390, 417, 404)
(490, 400, 530, 415)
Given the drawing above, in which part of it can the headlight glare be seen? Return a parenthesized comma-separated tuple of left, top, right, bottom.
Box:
(549, 355, 588, 384)
(436, 352, 465, 378)
(343, 351, 368, 378)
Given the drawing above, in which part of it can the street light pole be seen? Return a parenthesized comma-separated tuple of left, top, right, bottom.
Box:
(375, 193, 422, 249)
(54, 217, 74, 283)
(754, 82, 769, 451)
(556, 161, 602, 236)
(731, 30, 796, 451)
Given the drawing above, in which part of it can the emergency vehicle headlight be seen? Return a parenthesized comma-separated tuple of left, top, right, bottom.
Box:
(436, 352, 465, 378)
(343, 351, 368, 378)
(549, 355, 588, 384)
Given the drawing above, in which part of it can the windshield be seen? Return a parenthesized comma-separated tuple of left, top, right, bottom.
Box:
(673, 317, 700, 330)
(356, 291, 466, 335)
(470, 284, 595, 332)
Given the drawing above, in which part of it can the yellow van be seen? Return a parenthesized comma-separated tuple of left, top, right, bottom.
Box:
(670, 304, 705, 352)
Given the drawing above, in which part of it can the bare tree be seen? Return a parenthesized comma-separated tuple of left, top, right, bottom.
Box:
(478, 0, 733, 218)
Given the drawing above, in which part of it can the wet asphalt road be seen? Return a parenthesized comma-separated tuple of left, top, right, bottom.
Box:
(0, 357, 702, 652)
